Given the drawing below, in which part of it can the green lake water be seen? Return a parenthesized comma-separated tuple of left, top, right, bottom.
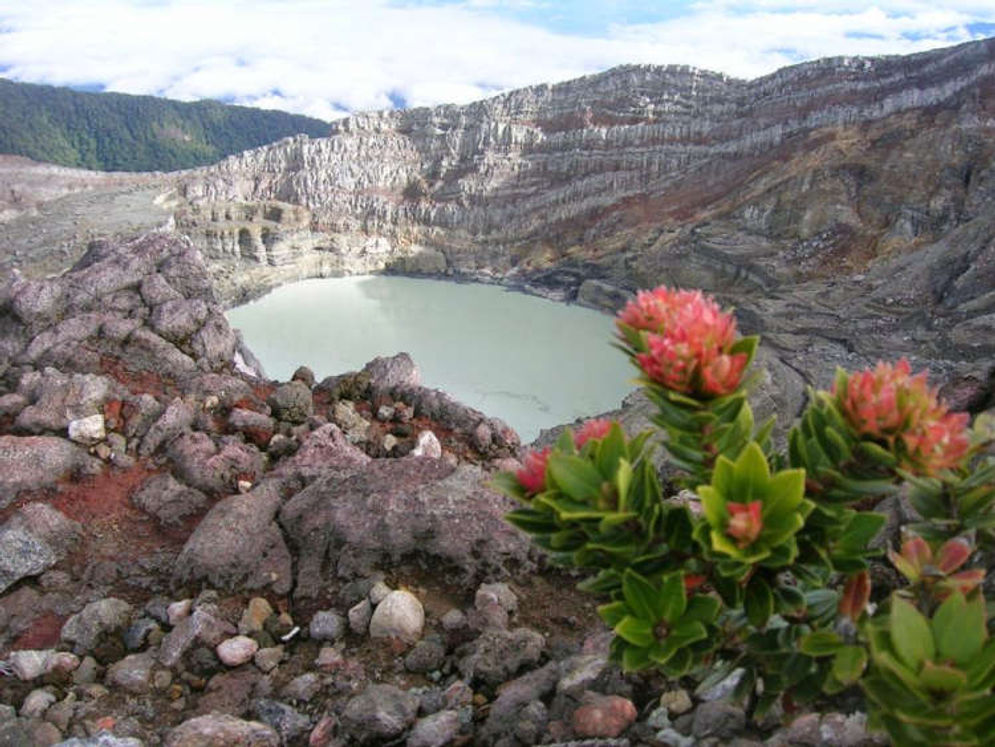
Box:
(226, 275, 635, 442)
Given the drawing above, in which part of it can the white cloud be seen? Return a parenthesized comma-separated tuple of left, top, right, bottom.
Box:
(0, 0, 992, 119)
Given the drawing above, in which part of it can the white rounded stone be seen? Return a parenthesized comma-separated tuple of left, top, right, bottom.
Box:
(369, 590, 424, 644)
(216, 635, 259, 667)
(411, 430, 441, 458)
(68, 414, 105, 445)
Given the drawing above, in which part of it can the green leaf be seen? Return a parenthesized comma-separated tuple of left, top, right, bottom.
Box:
(918, 661, 967, 693)
(800, 630, 845, 656)
(933, 592, 987, 667)
(668, 619, 708, 648)
(555, 429, 576, 454)
(597, 601, 628, 627)
(548, 453, 604, 502)
(763, 468, 806, 517)
(967, 639, 995, 689)
(660, 572, 687, 625)
(832, 645, 867, 685)
(837, 512, 887, 552)
(774, 584, 806, 615)
(745, 575, 774, 629)
(596, 424, 627, 479)
(856, 440, 899, 467)
(730, 335, 759, 369)
(620, 642, 652, 671)
(890, 596, 935, 672)
(622, 569, 664, 622)
(504, 509, 557, 534)
(614, 615, 655, 648)
(697, 484, 726, 529)
(684, 594, 721, 624)
(661, 647, 693, 677)
(735, 442, 772, 501)
(614, 458, 633, 513)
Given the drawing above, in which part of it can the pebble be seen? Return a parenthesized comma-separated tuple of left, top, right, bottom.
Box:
(368, 580, 392, 605)
(315, 646, 345, 673)
(281, 672, 322, 702)
(8, 650, 53, 681)
(692, 700, 746, 739)
(475, 582, 517, 614)
(105, 652, 155, 694)
(369, 590, 425, 644)
(411, 430, 442, 458)
(404, 637, 446, 673)
(660, 688, 694, 716)
(216, 636, 259, 667)
(308, 714, 338, 747)
(407, 709, 461, 747)
(440, 608, 467, 631)
(166, 599, 192, 626)
(254, 646, 284, 673)
(348, 599, 373, 634)
(68, 414, 106, 444)
(239, 597, 274, 634)
(571, 693, 638, 739)
(309, 610, 345, 641)
(21, 688, 57, 718)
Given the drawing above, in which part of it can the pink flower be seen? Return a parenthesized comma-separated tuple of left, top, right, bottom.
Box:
(701, 353, 750, 398)
(618, 287, 747, 399)
(575, 419, 614, 447)
(835, 359, 970, 475)
(516, 448, 550, 496)
(616, 287, 705, 334)
(726, 500, 763, 548)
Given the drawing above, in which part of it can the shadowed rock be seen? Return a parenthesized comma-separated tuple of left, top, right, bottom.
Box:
(174, 481, 293, 595)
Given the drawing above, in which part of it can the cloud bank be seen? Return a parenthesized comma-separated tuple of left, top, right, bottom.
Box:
(0, 1, 992, 120)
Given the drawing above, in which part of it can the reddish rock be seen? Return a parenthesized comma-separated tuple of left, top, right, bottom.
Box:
(571, 693, 637, 739)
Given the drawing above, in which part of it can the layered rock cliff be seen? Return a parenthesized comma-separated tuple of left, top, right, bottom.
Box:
(4, 38, 994, 413)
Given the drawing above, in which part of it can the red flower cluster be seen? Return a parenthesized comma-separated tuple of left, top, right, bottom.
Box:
(835, 359, 969, 475)
(515, 448, 551, 496)
(617, 287, 747, 398)
(515, 419, 618, 495)
(575, 418, 613, 447)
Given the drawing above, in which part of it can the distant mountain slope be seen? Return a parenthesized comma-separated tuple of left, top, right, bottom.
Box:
(0, 78, 331, 172)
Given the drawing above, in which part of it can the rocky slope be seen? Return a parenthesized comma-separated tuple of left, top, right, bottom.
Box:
(0, 233, 891, 746)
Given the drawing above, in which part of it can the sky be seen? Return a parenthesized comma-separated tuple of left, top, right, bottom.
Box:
(1, 1, 993, 121)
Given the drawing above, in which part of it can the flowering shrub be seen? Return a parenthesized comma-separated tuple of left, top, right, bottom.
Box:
(495, 285, 995, 746)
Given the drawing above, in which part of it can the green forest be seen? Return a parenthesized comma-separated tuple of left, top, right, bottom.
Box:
(0, 78, 331, 172)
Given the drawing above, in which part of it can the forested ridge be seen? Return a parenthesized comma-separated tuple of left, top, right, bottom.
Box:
(0, 78, 331, 172)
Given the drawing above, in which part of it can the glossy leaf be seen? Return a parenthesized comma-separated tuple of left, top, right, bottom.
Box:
(890, 597, 934, 672)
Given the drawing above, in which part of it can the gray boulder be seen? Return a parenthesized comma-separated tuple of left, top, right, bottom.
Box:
(150, 298, 208, 343)
(164, 713, 279, 747)
(279, 461, 532, 596)
(457, 627, 545, 687)
(61, 598, 134, 655)
(0, 503, 81, 593)
(167, 432, 264, 495)
(0, 435, 101, 509)
(173, 481, 292, 595)
(267, 381, 312, 423)
(341, 683, 419, 744)
(15, 369, 116, 433)
(139, 398, 195, 456)
(362, 352, 421, 390)
(131, 472, 209, 526)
